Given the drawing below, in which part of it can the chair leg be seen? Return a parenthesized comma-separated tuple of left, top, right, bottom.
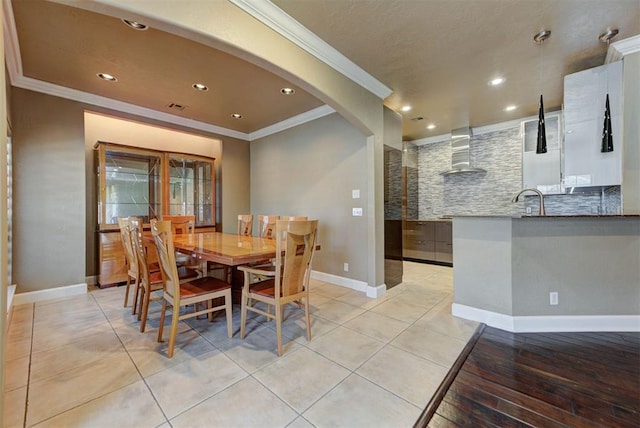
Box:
(276, 301, 283, 356)
(137, 287, 145, 321)
(140, 286, 151, 333)
(157, 298, 167, 342)
(304, 297, 312, 342)
(167, 304, 180, 358)
(240, 292, 247, 339)
(123, 275, 131, 307)
(225, 292, 233, 338)
(131, 278, 140, 315)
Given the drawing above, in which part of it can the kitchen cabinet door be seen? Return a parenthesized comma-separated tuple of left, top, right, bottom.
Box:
(521, 114, 563, 194)
(563, 61, 622, 188)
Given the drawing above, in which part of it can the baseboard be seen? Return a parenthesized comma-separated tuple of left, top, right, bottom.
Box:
(85, 275, 98, 286)
(366, 283, 387, 299)
(452, 303, 640, 332)
(310, 270, 368, 292)
(13, 283, 88, 306)
(7, 284, 16, 324)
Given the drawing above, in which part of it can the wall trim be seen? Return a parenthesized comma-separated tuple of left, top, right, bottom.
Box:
(249, 105, 336, 140)
(606, 34, 640, 63)
(310, 270, 368, 292)
(366, 283, 387, 299)
(85, 275, 98, 287)
(12, 283, 88, 306)
(229, 0, 392, 100)
(452, 303, 640, 332)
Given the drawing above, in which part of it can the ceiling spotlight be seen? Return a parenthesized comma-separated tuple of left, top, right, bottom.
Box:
(489, 77, 505, 86)
(280, 87, 295, 95)
(533, 29, 551, 44)
(400, 105, 412, 112)
(192, 83, 208, 91)
(599, 28, 619, 44)
(427, 124, 436, 130)
(231, 113, 243, 119)
(505, 105, 517, 111)
(97, 73, 117, 82)
(122, 19, 148, 30)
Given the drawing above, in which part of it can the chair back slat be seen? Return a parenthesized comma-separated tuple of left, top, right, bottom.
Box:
(237, 214, 254, 236)
(258, 215, 279, 239)
(163, 215, 195, 237)
(118, 217, 137, 275)
(129, 217, 150, 289)
(275, 220, 318, 298)
(151, 219, 181, 302)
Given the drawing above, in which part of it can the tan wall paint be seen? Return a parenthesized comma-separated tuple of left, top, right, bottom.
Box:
(12, 88, 86, 292)
(80, 0, 387, 289)
(251, 113, 368, 280)
(622, 52, 640, 214)
(220, 135, 251, 234)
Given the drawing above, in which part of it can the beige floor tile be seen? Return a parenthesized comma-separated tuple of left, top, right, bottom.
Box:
(306, 326, 384, 370)
(30, 330, 124, 383)
(3, 355, 30, 391)
(253, 347, 350, 412)
(274, 314, 340, 344)
(26, 352, 141, 426)
(32, 380, 166, 428)
(392, 324, 467, 367)
(369, 296, 430, 324)
(146, 349, 248, 419)
(286, 416, 315, 428)
(357, 345, 449, 407)
(3, 385, 27, 428)
(417, 312, 479, 341)
(313, 299, 366, 324)
(31, 315, 113, 354)
(119, 326, 218, 378)
(5, 336, 32, 362)
(303, 374, 421, 428)
(343, 310, 410, 343)
(170, 377, 298, 428)
(311, 283, 352, 299)
(306, 291, 333, 309)
(333, 289, 387, 309)
(215, 324, 303, 372)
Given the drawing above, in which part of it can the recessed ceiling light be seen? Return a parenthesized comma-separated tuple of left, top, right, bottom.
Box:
(122, 19, 148, 30)
(280, 87, 295, 95)
(505, 105, 517, 111)
(97, 73, 117, 82)
(427, 124, 436, 130)
(192, 83, 208, 91)
(489, 77, 505, 86)
(400, 105, 412, 112)
(231, 113, 243, 119)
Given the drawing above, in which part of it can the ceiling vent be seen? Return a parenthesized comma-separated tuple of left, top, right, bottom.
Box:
(167, 102, 186, 111)
(410, 116, 424, 121)
(439, 126, 486, 175)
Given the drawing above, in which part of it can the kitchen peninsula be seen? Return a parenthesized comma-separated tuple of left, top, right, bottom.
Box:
(451, 215, 640, 332)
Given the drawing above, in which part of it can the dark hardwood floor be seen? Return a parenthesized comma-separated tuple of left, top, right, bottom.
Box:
(416, 326, 640, 427)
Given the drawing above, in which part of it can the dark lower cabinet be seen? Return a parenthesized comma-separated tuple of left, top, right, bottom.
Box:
(404, 220, 452, 265)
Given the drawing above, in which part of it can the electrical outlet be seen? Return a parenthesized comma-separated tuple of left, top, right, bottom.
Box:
(352, 189, 360, 199)
(352, 208, 363, 216)
(343, 263, 349, 272)
(549, 292, 558, 305)
(526, 206, 532, 214)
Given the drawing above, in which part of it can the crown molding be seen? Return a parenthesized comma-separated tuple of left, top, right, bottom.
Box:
(230, 0, 393, 100)
(249, 105, 335, 140)
(606, 34, 640, 63)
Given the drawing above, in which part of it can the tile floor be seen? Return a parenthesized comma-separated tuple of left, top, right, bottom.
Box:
(4, 262, 479, 428)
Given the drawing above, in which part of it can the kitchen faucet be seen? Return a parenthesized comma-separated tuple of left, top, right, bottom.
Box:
(511, 188, 545, 216)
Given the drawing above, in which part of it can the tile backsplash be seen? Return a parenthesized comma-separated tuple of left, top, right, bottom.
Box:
(405, 123, 622, 219)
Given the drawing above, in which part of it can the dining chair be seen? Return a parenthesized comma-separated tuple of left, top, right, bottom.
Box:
(257, 215, 279, 239)
(152, 219, 233, 358)
(238, 219, 318, 356)
(282, 215, 307, 221)
(163, 215, 203, 271)
(237, 214, 254, 236)
(130, 217, 200, 333)
(117, 217, 139, 310)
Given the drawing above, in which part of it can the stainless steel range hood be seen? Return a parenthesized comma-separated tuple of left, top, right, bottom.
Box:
(439, 126, 486, 175)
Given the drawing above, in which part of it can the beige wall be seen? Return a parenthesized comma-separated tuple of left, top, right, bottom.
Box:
(12, 88, 250, 284)
(250, 113, 368, 281)
(622, 52, 640, 214)
(12, 88, 86, 292)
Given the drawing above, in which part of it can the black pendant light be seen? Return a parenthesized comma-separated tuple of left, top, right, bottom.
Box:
(536, 94, 547, 154)
(533, 30, 551, 154)
(601, 93, 614, 152)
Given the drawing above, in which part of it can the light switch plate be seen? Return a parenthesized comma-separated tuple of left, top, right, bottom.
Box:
(352, 208, 363, 216)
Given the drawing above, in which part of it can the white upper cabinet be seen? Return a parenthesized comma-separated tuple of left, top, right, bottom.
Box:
(563, 61, 623, 188)
(522, 113, 563, 194)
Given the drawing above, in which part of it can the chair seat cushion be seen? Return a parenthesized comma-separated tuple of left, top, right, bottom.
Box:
(177, 266, 200, 280)
(251, 279, 276, 297)
(181, 277, 231, 298)
(148, 262, 161, 273)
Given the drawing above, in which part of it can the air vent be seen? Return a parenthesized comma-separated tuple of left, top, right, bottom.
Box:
(167, 103, 186, 111)
(410, 116, 424, 121)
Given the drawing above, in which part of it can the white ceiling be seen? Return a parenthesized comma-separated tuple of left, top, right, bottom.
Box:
(5, 0, 640, 141)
